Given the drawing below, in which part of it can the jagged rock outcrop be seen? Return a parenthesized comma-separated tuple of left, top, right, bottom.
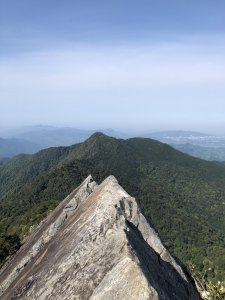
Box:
(0, 176, 200, 300)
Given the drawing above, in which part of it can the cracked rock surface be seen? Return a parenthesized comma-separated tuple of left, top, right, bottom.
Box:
(0, 175, 200, 300)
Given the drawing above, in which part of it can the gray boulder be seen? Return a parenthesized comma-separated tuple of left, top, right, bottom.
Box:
(0, 175, 200, 300)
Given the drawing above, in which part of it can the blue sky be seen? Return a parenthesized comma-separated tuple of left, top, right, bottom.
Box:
(1, 0, 225, 133)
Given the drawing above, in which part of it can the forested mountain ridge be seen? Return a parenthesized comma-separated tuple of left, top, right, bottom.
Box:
(2, 127, 225, 162)
(0, 133, 225, 287)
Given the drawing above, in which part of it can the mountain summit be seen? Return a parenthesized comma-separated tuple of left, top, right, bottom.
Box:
(0, 176, 199, 300)
(1, 134, 225, 286)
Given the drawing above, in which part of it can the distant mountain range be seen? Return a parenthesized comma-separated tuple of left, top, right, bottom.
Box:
(0, 126, 128, 158)
(1, 127, 225, 161)
(0, 137, 38, 158)
(12, 126, 128, 147)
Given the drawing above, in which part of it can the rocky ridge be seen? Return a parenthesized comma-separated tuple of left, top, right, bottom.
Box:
(0, 175, 200, 299)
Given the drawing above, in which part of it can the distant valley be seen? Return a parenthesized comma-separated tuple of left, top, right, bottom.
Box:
(171, 143, 225, 161)
(147, 131, 225, 161)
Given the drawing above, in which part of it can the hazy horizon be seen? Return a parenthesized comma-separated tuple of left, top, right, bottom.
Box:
(1, 123, 225, 137)
(1, 1, 225, 134)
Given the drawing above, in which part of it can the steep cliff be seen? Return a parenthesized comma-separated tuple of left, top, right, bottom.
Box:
(0, 176, 200, 300)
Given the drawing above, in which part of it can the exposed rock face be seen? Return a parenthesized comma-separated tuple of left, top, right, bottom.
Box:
(0, 176, 200, 300)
